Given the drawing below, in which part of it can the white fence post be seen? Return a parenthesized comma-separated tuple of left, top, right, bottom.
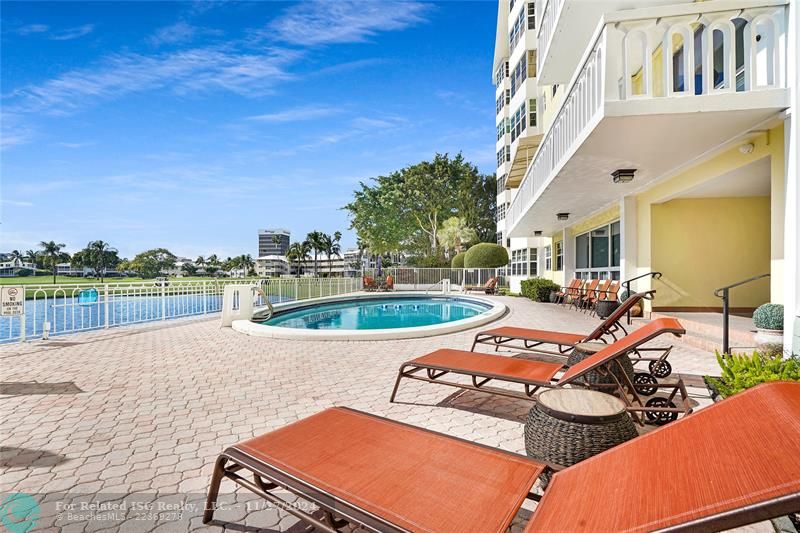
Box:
(161, 283, 166, 320)
(104, 284, 109, 329)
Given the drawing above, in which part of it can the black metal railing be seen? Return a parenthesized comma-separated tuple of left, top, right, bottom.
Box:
(622, 272, 662, 325)
(714, 273, 770, 355)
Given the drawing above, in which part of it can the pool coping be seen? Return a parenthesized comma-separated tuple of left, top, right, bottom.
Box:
(231, 291, 507, 341)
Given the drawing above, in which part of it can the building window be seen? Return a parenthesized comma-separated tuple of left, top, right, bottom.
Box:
(496, 119, 510, 141)
(506, 89, 511, 105)
(574, 221, 621, 279)
(527, 50, 537, 78)
(529, 248, 538, 276)
(529, 98, 537, 127)
(510, 55, 528, 98)
(497, 174, 507, 191)
(527, 2, 536, 30)
(511, 249, 529, 276)
(496, 202, 509, 222)
(510, 101, 527, 142)
(496, 232, 503, 246)
(555, 240, 563, 271)
(544, 245, 552, 271)
(495, 60, 510, 87)
(496, 146, 510, 167)
(508, 7, 525, 52)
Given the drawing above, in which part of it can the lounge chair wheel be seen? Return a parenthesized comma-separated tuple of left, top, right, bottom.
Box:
(644, 397, 678, 425)
(648, 360, 672, 379)
(633, 373, 658, 396)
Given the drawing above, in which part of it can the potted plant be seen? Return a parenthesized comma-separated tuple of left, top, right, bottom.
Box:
(595, 298, 620, 319)
(618, 290, 642, 317)
(752, 303, 784, 351)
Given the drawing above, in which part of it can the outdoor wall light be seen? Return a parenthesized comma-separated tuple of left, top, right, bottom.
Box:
(739, 143, 755, 154)
(611, 168, 636, 183)
(556, 213, 569, 221)
(534, 230, 543, 236)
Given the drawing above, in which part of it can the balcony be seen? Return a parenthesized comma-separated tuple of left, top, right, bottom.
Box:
(508, 0, 789, 237)
(537, 0, 692, 84)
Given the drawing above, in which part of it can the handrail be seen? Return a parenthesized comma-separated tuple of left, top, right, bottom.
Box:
(714, 273, 770, 298)
(714, 273, 770, 355)
(622, 272, 662, 325)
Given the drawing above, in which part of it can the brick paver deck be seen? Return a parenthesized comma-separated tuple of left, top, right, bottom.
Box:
(1, 296, 764, 532)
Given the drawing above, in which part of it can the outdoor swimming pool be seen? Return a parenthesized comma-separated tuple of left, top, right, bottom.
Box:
(234, 293, 506, 340)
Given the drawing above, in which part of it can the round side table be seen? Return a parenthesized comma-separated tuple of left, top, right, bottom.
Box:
(524, 388, 637, 486)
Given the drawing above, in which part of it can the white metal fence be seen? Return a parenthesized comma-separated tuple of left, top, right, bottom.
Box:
(362, 267, 507, 291)
(1, 277, 361, 344)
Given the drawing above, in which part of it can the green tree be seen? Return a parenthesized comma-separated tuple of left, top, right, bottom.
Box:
(38, 241, 67, 283)
(10, 250, 23, 262)
(344, 153, 495, 259)
(129, 248, 176, 278)
(25, 249, 39, 269)
(437, 217, 478, 258)
(87, 240, 119, 282)
(181, 262, 198, 276)
(287, 241, 310, 277)
(306, 231, 326, 276)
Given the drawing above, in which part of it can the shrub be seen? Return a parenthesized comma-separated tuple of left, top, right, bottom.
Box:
(707, 350, 800, 398)
(463, 243, 509, 268)
(753, 303, 784, 330)
(520, 278, 561, 302)
(451, 252, 466, 269)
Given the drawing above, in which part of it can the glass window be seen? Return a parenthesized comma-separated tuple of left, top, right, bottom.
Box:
(555, 241, 563, 271)
(576, 233, 589, 269)
(511, 249, 528, 276)
(544, 245, 552, 271)
(591, 227, 609, 268)
(529, 248, 538, 276)
(529, 98, 537, 127)
(527, 2, 536, 30)
(611, 221, 621, 267)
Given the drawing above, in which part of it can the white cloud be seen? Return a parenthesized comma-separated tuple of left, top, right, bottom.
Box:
(15, 24, 49, 35)
(1, 199, 34, 207)
(54, 141, 96, 149)
(247, 105, 340, 122)
(49, 24, 94, 41)
(6, 46, 300, 116)
(267, 0, 430, 46)
(147, 21, 222, 46)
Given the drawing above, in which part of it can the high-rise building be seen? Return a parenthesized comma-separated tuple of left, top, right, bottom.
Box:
(494, 0, 798, 353)
(258, 229, 290, 257)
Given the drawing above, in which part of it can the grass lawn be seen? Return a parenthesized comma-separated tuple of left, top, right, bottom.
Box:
(0, 275, 236, 286)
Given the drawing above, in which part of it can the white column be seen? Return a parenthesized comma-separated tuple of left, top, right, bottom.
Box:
(620, 196, 638, 283)
(785, 2, 798, 356)
(562, 229, 574, 281)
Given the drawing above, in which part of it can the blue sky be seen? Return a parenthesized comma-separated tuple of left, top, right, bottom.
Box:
(1, 1, 496, 260)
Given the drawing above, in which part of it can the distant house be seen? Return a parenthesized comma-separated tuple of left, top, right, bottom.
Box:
(0, 255, 37, 277)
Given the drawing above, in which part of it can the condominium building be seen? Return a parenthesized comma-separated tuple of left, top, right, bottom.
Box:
(494, 0, 798, 354)
(257, 228, 290, 257)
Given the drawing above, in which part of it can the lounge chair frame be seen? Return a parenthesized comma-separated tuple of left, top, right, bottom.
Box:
(204, 408, 543, 532)
(471, 291, 674, 378)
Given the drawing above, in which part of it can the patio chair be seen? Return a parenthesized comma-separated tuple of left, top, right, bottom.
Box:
(552, 279, 575, 304)
(204, 382, 800, 532)
(570, 279, 598, 311)
(362, 276, 378, 292)
(472, 291, 675, 378)
(583, 279, 610, 314)
(464, 276, 498, 294)
(381, 274, 394, 291)
(391, 317, 690, 425)
(559, 279, 583, 306)
(589, 279, 620, 317)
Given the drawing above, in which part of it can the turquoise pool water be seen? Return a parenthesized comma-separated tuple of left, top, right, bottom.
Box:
(261, 297, 492, 330)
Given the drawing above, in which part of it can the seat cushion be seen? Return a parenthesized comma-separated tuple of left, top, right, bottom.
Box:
(234, 407, 544, 533)
(479, 326, 585, 346)
(409, 348, 563, 385)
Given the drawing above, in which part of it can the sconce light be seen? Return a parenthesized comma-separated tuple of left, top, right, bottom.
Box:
(739, 143, 755, 154)
(611, 168, 636, 183)
(556, 213, 569, 221)
(534, 230, 542, 236)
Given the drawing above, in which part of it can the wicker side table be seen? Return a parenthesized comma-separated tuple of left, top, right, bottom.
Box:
(567, 341, 635, 386)
(525, 388, 637, 486)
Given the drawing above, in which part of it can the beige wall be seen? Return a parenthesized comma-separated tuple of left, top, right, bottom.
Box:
(650, 197, 771, 309)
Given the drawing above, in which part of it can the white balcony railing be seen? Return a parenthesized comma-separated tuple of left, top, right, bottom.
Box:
(536, 0, 564, 76)
(508, 0, 788, 233)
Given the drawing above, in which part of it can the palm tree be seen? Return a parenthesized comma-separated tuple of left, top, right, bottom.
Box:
(88, 240, 117, 283)
(437, 217, 478, 258)
(10, 250, 23, 263)
(25, 249, 38, 268)
(306, 231, 326, 276)
(39, 241, 66, 283)
(286, 241, 310, 277)
(325, 232, 342, 276)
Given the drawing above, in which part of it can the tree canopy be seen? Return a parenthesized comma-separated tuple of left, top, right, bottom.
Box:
(343, 153, 496, 259)
(129, 248, 177, 278)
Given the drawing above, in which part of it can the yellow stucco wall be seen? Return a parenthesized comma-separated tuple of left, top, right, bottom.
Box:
(636, 124, 784, 309)
(569, 205, 620, 237)
(651, 198, 771, 309)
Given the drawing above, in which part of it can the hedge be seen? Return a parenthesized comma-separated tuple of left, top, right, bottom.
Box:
(753, 303, 784, 330)
(463, 243, 509, 268)
(451, 252, 466, 268)
(520, 278, 561, 302)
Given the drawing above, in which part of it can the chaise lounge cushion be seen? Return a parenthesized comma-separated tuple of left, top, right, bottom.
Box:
(408, 348, 564, 384)
(477, 326, 586, 345)
(525, 381, 800, 532)
(233, 407, 544, 533)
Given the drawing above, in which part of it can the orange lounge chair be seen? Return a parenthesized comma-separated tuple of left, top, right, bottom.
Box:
(472, 291, 674, 378)
(204, 382, 800, 532)
(362, 276, 378, 291)
(392, 318, 690, 425)
(464, 276, 498, 294)
(553, 278, 579, 304)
